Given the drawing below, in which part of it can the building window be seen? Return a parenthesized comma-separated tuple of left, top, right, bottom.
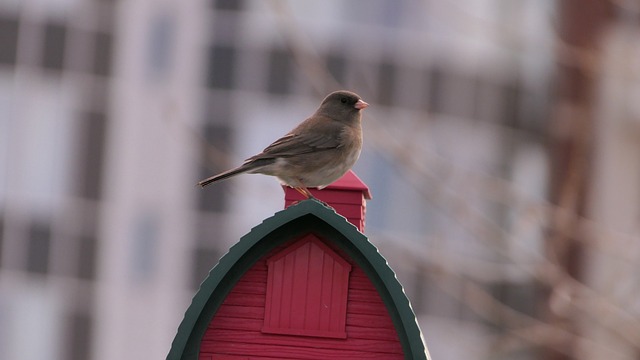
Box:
(377, 60, 397, 106)
(266, 47, 294, 95)
(262, 234, 351, 339)
(92, 31, 113, 77)
(427, 67, 446, 114)
(198, 123, 233, 212)
(427, 67, 481, 119)
(326, 50, 347, 86)
(77, 111, 106, 200)
(212, 0, 244, 11)
(207, 44, 236, 89)
(42, 21, 67, 71)
(26, 219, 52, 275)
(500, 82, 523, 127)
(0, 15, 19, 66)
(147, 13, 174, 81)
(450, 72, 480, 120)
(77, 234, 97, 280)
(488, 280, 538, 325)
(65, 312, 93, 360)
(130, 211, 159, 283)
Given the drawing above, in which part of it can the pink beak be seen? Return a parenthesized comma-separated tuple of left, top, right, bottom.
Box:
(354, 99, 369, 110)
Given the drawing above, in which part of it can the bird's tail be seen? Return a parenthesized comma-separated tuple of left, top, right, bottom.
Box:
(198, 166, 249, 187)
(197, 159, 272, 187)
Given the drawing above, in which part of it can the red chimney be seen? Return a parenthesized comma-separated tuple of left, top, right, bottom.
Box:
(283, 170, 372, 232)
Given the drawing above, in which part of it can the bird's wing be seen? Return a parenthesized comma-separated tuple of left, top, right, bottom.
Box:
(247, 116, 344, 161)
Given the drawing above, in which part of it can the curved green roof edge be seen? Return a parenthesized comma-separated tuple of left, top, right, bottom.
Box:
(167, 199, 431, 360)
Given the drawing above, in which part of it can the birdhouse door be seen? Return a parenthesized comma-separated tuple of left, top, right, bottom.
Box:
(262, 234, 351, 339)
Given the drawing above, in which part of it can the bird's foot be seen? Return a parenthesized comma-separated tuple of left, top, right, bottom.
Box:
(294, 186, 316, 200)
(292, 186, 330, 207)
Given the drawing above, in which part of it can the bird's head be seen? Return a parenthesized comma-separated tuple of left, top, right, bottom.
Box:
(316, 90, 368, 123)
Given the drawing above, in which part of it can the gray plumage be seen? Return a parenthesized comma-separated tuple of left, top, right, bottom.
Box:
(198, 90, 368, 198)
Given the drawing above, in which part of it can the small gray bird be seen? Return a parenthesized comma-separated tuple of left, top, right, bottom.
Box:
(198, 90, 368, 199)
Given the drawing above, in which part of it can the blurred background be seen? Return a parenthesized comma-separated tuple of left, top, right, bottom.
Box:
(1, 0, 639, 359)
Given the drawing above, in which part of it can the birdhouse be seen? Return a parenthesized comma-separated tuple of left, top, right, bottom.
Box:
(283, 170, 372, 231)
(168, 170, 430, 359)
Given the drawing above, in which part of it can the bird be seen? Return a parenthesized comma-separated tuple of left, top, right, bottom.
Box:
(198, 90, 369, 199)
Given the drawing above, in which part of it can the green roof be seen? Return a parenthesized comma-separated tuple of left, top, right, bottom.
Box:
(167, 199, 430, 360)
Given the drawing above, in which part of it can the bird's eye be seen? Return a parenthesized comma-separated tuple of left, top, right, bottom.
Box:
(340, 97, 348, 104)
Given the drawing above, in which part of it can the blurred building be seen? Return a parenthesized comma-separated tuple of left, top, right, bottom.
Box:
(3, 1, 638, 360)
(0, 0, 115, 359)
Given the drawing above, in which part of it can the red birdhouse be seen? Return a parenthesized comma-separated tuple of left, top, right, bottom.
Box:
(283, 170, 372, 231)
(168, 170, 430, 360)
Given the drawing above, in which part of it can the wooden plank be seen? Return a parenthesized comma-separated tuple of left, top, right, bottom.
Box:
(200, 335, 404, 359)
(347, 312, 395, 328)
(202, 343, 401, 360)
(221, 292, 266, 308)
(204, 329, 402, 351)
(209, 317, 400, 342)
(226, 281, 266, 296)
(347, 300, 393, 315)
(202, 354, 290, 360)
(208, 316, 262, 332)
(348, 288, 385, 304)
(305, 241, 325, 331)
(289, 241, 311, 330)
(215, 305, 264, 320)
(235, 269, 267, 283)
(349, 275, 377, 289)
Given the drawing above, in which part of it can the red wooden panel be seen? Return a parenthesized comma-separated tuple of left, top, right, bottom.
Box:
(226, 281, 266, 296)
(208, 317, 401, 342)
(282, 171, 370, 231)
(200, 234, 405, 359)
(283, 195, 366, 230)
(262, 235, 351, 338)
(328, 203, 364, 218)
(221, 292, 265, 308)
(215, 305, 264, 320)
(200, 341, 402, 360)
(202, 355, 284, 360)
(326, 170, 372, 198)
(285, 188, 364, 205)
(201, 329, 403, 354)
